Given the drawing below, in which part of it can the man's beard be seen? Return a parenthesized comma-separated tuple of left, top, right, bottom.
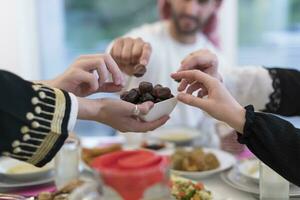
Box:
(171, 12, 202, 35)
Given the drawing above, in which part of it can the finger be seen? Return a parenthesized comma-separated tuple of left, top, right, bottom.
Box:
(177, 93, 208, 110)
(96, 59, 109, 86)
(197, 88, 208, 98)
(97, 82, 123, 93)
(134, 116, 170, 132)
(177, 79, 189, 92)
(131, 38, 144, 64)
(139, 42, 152, 66)
(137, 101, 154, 115)
(171, 70, 213, 87)
(104, 54, 124, 86)
(111, 38, 124, 61)
(121, 38, 134, 64)
(186, 81, 205, 95)
(141, 115, 170, 132)
(79, 71, 99, 92)
(181, 52, 216, 70)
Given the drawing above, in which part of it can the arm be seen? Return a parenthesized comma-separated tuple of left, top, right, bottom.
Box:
(238, 105, 300, 186)
(0, 70, 169, 167)
(171, 70, 300, 186)
(178, 49, 300, 116)
(0, 70, 76, 167)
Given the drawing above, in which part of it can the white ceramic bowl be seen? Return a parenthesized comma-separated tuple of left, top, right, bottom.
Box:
(140, 97, 177, 122)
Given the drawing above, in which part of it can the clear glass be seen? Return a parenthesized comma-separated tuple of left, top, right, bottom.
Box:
(69, 182, 104, 200)
(259, 162, 289, 200)
(55, 137, 81, 189)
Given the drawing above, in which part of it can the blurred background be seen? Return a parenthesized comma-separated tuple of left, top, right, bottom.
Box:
(0, 0, 299, 136)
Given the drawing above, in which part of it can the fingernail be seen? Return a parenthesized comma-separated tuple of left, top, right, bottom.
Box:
(140, 59, 147, 66)
(115, 78, 121, 85)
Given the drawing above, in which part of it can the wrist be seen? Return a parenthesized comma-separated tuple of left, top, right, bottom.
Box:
(77, 98, 105, 122)
(33, 79, 56, 87)
(227, 106, 246, 133)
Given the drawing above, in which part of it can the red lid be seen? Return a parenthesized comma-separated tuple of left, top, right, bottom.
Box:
(91, 150, 169, 200)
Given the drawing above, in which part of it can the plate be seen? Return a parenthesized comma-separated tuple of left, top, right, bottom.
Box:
(237, 159, 259, 183)
(221, 168, 300, 197)
(0, 174, 54, 191)
(150, 127, 200, 145)
(171, 148, 237, 179)
(0, 157, 53, 182)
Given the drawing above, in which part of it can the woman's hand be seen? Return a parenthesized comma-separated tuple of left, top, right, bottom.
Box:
(171, 70, 246, 133)
(45, 54, 124, 97)
(77, 98, 169, 132)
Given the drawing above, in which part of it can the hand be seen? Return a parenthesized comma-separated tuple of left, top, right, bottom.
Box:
(47, 54, 124, 97)
(77, 98, 169, 132)
(171, 70, 246, 133)
(179, 49, 219, 76)
(110, 37, 152, 76)
(177, 50, 222, 94)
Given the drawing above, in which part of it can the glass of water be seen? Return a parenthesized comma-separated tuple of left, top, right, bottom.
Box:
(259, 161, 289, 200)
(55, 137, 81, 189)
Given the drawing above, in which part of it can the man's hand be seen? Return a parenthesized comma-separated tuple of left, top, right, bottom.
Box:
(45, 54, 124, 97)
(77, 98, 169, 132)
(110, 37, 152, 77)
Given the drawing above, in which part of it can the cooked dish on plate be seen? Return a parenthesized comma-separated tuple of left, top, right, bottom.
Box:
(171, 175, 212, 200)
(171, 148, 220, 172)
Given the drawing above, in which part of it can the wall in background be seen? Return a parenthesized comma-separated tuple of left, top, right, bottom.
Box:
(0, 0, 41, 80)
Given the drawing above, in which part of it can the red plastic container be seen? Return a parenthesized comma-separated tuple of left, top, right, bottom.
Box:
(91, 150, 169, 200)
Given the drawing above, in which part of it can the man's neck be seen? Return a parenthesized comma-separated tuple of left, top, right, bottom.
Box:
(168, 21, 197, 44)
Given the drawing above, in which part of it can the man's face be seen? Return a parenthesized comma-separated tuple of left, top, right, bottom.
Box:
(169, 0, 218, 35)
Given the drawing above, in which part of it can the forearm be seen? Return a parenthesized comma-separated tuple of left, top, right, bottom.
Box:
(0, 70, 71, 167)
(77, 97, 104, 122)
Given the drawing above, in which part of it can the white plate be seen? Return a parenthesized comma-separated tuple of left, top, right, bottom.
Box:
(237, 159, 259, 183)
(150, 127, 200, 144)
(0, 157, 53, 182)
(0, 175, 54, 191)
(171, 148, 237, 179)
(221, 168, 300, 197)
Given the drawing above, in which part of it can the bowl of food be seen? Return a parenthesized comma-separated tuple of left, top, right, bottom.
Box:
(0, 157, 53, 181)
(120, 81, 177, 121)
(150, 127, 200, 145)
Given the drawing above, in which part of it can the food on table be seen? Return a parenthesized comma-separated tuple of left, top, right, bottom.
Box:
(82, 143, 122, 166)
(6, 161, 52, 174)
(171, 175, 212, 200)
(121, 81, 174, 104)
(159, 132, 194, 142)
(141, 140, 166, 150)
(171, 148, 220, 172)
(38, 180, 84, 200)
(133, 64, 147, 77)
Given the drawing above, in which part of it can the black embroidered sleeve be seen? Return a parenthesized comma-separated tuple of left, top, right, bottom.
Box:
(264, 68, 300, 116)
(0, 70, 70, 167)
(237, 105, 300, 186)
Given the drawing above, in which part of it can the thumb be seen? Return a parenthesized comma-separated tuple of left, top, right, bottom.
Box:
(138, 101, 154, 115)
